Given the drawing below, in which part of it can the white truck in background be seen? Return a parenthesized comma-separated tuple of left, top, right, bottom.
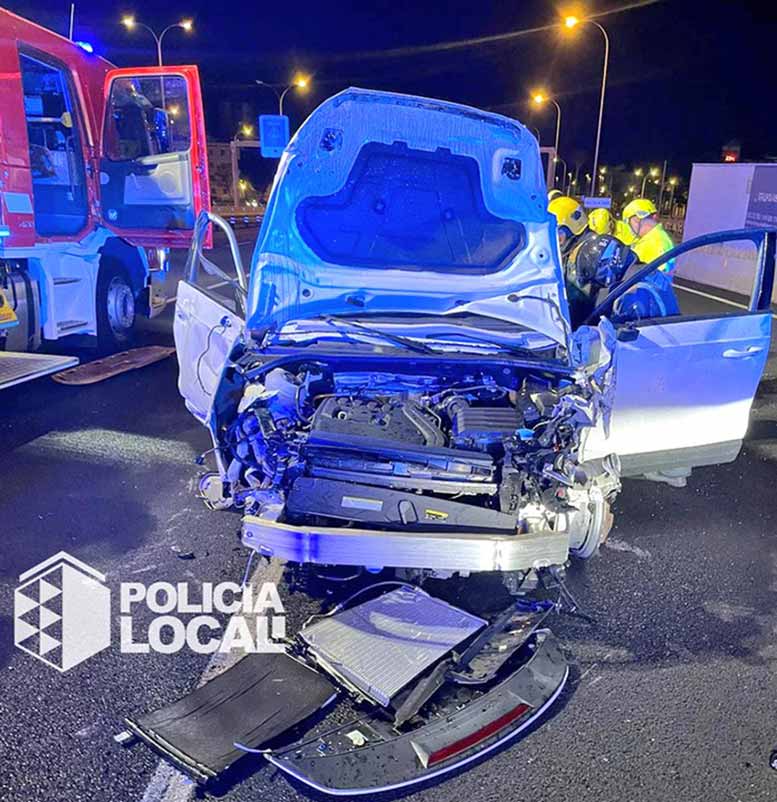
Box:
(677, 162, 777, 305)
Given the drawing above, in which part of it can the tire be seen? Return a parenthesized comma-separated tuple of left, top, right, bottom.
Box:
(569, 487, 614, 560)
(96, 260, 136, 352)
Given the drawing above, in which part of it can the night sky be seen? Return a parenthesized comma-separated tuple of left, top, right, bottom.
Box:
(8, 1, 776, 178)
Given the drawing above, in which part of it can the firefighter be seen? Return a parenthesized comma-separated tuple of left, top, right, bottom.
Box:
(564, 233, 637, 327)
(613, 197, 679, 319)
(588, 207, 636, 245)
(588, 207, 613, 235)
(622, 198, 675, 272)
(548, 195, 590, 255)
(614, 218, 637, 246)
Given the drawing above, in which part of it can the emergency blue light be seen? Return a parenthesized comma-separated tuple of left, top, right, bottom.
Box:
(75, 41, 94, 54)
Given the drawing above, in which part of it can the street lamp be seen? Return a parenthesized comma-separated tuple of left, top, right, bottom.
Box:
(256, 76, 311, 116)
(553, 156, 568, 191)
(531, 90, 562, 180)
(562, 13, 610, 196)
(667, 177, 680, 215)
(639, 166, 659, 196)
(121, 16, 193, 66)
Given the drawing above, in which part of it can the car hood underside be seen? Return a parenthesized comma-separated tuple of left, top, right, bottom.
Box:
(246, 88, 571, 351)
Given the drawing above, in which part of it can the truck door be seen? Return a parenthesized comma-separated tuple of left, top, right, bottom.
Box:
(18, 51, 90, 238)
(580, 229, 775, 476)
(99, 66, 210, 248)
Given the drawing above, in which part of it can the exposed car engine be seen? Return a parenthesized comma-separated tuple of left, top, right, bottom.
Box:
(200, 355, 620, 579)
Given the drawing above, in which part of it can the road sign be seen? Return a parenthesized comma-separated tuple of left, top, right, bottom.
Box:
(259, 114, 290, 158)
(582, 196, 612, 209)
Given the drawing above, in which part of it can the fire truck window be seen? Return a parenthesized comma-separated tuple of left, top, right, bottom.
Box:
(104, 76, 191, 161)
(19, 52, 88, 237)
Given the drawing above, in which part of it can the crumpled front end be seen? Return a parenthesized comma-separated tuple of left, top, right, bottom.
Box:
(198, 319, 619, 578)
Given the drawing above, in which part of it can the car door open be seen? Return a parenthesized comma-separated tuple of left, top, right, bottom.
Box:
(174, 213, 247, 427)
(581, 229, 775, 476)
(99, 66, 210, 249)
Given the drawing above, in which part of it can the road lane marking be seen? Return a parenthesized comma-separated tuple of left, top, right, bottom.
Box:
(675, 283, 777, 319)
(138, 557, 285, 802)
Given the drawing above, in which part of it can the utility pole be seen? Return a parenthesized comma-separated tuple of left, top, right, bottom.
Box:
(658, 159, 668, 213)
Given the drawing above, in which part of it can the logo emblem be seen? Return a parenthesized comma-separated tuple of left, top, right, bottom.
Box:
(14, 551, 111, 672)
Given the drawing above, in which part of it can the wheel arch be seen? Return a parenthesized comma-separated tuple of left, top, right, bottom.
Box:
(98, 238, 148, 298)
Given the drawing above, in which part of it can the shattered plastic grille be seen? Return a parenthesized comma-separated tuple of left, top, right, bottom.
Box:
(301, 587, 486, 706)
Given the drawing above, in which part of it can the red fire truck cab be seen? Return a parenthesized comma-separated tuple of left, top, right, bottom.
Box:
(0, 7, 210, 387)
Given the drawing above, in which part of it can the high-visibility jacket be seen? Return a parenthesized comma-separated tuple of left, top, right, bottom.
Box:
(632, 223, 675, 273)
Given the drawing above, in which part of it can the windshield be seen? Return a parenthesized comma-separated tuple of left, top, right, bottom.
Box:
(296, 141, 526, 274)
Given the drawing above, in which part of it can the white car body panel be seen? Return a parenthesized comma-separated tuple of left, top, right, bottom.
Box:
(582, 311, 771, 469)
(173, 280, 243, 425)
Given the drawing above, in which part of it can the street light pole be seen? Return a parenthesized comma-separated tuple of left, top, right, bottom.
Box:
(550, 98, 561, 165)
(658, 159, 668, 212)
(668, 178, 678, 215)
(554, 156, 567, 190)
(121, 17, 193, 66)
(590, 21, 609, 196)
(256, 78, 310, 117)
(564, 16, 610, 196)
(531, 92, 562, 183)
(278, 85, 294, 117)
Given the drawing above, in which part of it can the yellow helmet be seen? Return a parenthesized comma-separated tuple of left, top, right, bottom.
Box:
(614, 219, 637, 246)
(548, 189, 563, 202)
(588, 208, 613, 235)
(622, 198, 658, 221)
(548, 196, 587, 237)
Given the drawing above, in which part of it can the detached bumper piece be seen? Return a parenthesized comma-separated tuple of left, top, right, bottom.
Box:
(124, 652, 336, 782)
(125, 587, 568, 795)
(268, 630, 568, 795)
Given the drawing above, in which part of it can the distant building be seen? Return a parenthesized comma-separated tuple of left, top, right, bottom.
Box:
(207, 141, 236, 206)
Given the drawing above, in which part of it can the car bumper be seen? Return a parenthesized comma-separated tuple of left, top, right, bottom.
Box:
(241, 516, 569, 572)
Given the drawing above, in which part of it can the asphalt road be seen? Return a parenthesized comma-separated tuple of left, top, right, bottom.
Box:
(1, 239, 776, 802)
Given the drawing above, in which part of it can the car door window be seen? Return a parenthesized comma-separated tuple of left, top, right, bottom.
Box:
(19, 51, 88, 237)
(589, 230, 774, 326)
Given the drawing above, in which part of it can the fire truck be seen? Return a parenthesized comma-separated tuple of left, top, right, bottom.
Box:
(0, 8, 210, 388)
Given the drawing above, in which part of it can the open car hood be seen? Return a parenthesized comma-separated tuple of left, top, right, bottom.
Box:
(247, 88, 571, 351)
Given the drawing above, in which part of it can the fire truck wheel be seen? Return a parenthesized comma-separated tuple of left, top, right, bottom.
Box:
(97, 261, 136, 352)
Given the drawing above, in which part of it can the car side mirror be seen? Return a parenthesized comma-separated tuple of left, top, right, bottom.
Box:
(616, 324, 639, 342)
